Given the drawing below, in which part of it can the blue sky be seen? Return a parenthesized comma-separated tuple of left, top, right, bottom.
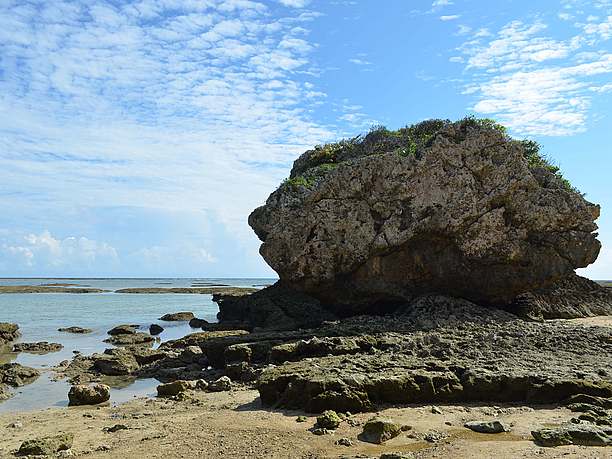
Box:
(0, 0, 611, 278)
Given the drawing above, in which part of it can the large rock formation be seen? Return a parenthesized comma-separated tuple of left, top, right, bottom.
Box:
(249, 118, 602, 314)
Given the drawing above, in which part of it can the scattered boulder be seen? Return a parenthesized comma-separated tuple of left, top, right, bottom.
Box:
(335, 437, 352, 446)
(189, 317, 209, 328)
(104, 332, 154, 346)
(13, 341, 63, 354)
(58, 326, 92, 334)
(464, 420, 510, 434)
(156, 380, 195, 397)
(107, 324, 138, 335)
(68, 384, 111, 406)
(249, 118, 601, 313)
(103, 424, 128, 433)
(16, 433, 74, 456)
(359, 416, 402, 444)
(0, 363, 40, 387)
(532, 424, 612, 447)
(208, 376, 232, 392)
(315, 410, 342, 430)
(159, 312, 195, 321)
(149, 324, 164, 335)
(179, 346, 204, 364)
(0, 322, 19, 345)
(92, 351, 139, 376)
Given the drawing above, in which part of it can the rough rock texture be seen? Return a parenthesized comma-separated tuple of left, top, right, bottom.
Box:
(159, 312, 195, 321)
(58, 326, 92, 334)
(214, 283, 336, 331)
(255, 296, 612, 413)
(359, 416, 402, 444)
(149, 324, 164, 335)
(0, 322, 19, 346)
(104, 332, 154, 346)
(464, 420, 510, 433)
(13, 341, 63, 354)
(0, 363, 40, 401)
(531, 424, 612, 447)
(16, 433, 74, 456)
(511, 273, 612, 320)
(108, 324, 139, 335)
(68, 383, 111, 406)
(249, 119, 601, 313)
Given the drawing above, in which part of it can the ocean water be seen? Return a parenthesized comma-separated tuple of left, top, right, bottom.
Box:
(0, 278, 274, 413)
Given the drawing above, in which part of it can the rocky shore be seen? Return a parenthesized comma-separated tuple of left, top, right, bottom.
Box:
(1, 118, 611, 457)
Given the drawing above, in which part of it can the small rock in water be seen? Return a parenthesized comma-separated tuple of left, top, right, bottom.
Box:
(58, 326, 92, 334)
(149, 324, 164, 335)
(68, 384, 111, 406)
(359, 416, 402, 444)
(13, 341, 63, 354)
(464, 420, 510, 434)
(159, 312, 195, 321)
(17, 433, 74, 456)
(107, 324, 138, 336)
(189, 317, 209, 328)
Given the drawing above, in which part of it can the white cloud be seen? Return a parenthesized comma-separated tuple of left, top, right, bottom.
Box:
(583, 15, 612, 40)
(455, 20, 612, 135)
(348, 58, 372, 66)
(440, 15, 460, 21)
(277, 0, 310, 7)
(433, 0, 453, 6)
(0, 0, 341, 267)
(1, 230, 119, 273)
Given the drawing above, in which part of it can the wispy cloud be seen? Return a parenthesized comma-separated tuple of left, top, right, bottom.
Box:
(440, 15, 460, 21)
(455, 19, 612, 135)
(0, 0, 337, 270)
(348, 58, 372, 66)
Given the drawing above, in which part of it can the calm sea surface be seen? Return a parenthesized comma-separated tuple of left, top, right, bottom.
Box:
(0, 278, 274, 413)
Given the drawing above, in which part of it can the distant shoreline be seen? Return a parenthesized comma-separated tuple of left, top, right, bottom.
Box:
(0, 286, 261, 295)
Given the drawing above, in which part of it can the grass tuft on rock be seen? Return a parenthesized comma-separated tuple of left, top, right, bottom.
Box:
(285, 116, 578, 194)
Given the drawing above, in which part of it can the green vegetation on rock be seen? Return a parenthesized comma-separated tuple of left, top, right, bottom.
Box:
(285, 116, 578, 193)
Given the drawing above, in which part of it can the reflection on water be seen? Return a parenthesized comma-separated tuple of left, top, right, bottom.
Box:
(0, 373, 159, 413)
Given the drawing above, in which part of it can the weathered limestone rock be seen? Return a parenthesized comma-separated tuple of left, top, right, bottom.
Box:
(68, 384, 111, 406)
(157, 380, 196, 397)
(315, 410, 342, 430)
(0, 322, 19, 345)
(104, 332, 154, 346)
(13, 341, 63, 354)
(149, 324, 164, 335)
(532, 424, 612, 447)
(159, 312, 194, 321)
(511, 273, 612, 319)
(214, 283, 336, 331)
(359, 416, 402, 444)
(17, 433, 74, 456)
(58, 326, 92, 334)
(107, 324, 138, 335)
(464, 420, 510, 433)
(249, 119, 601, 313)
